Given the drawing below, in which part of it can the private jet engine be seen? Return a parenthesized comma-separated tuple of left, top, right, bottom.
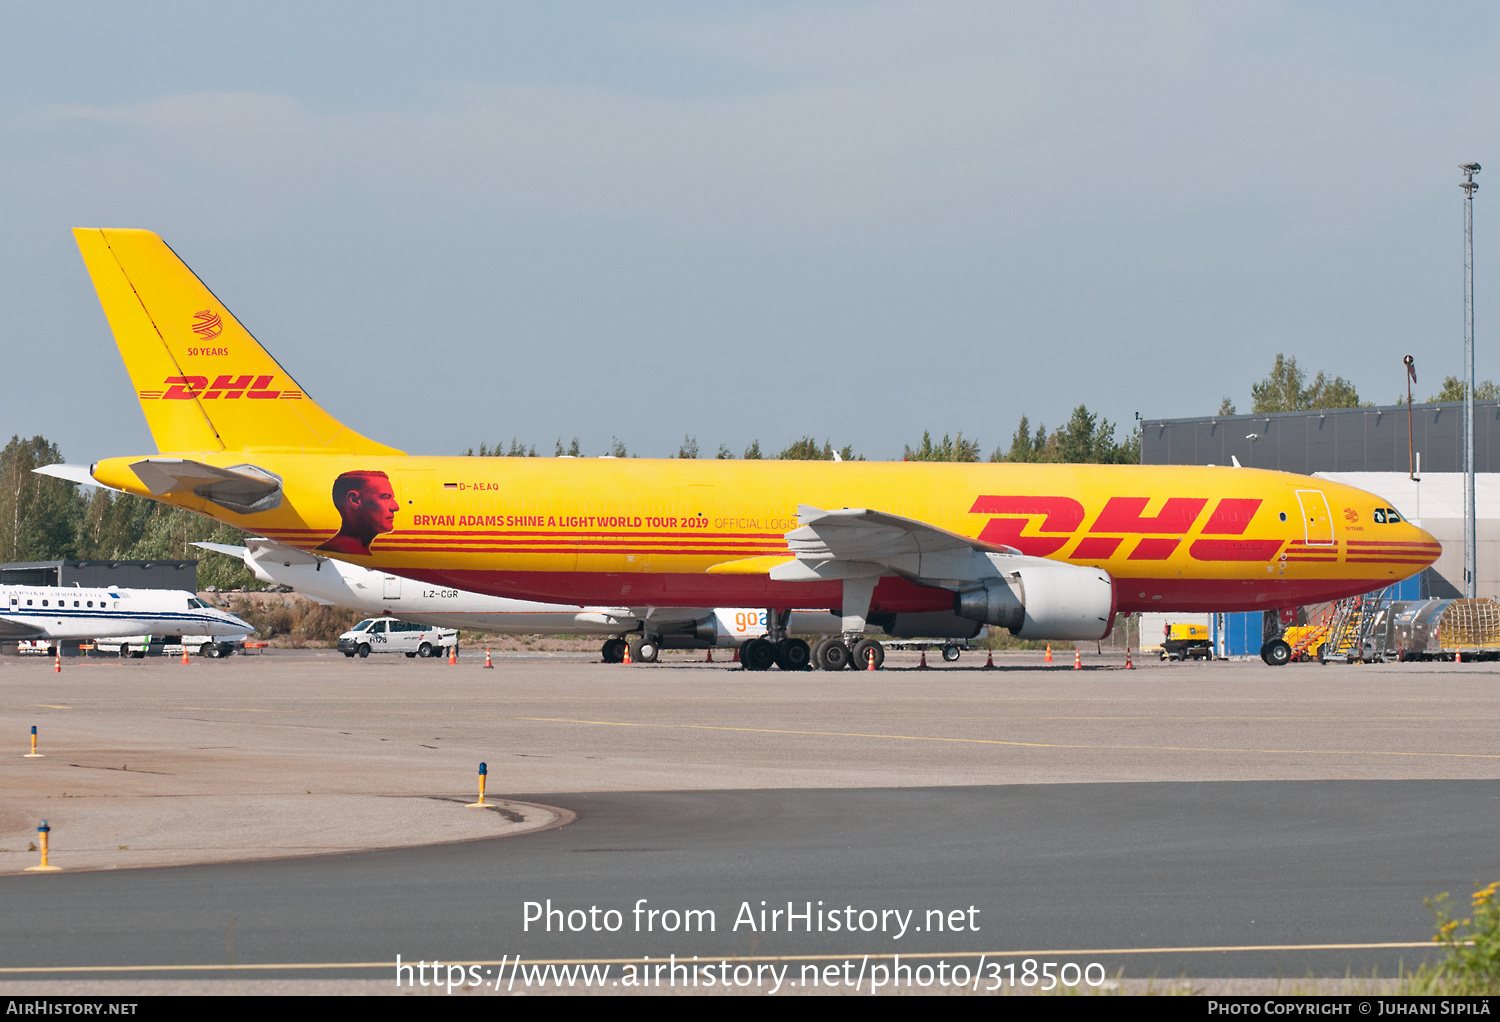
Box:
(953, 561, 1115, 641)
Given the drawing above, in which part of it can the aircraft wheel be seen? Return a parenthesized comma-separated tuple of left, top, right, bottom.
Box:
(200, 642, 217, 658)
(130, 649, 145, 659)
(1260, 639, 1291, 666)
(357, 643, 371, 659)
(816, 640, 852, 672)
(218, 643, 235, 657)
(942, 644, 961, 662)
(773, 638, 811, 670)
(851, 638, 884, 671)
(629, 637, 659, 664)
(741, 638, 776, 671)
(601, 638, 626, 663)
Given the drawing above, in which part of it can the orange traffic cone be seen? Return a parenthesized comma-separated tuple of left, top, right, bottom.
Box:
(706, 649, 713, 663)
(448, 646, 457, 665)
(484, 649, 493, 669)
(1456, 650, 1462, 664)
(1125, 646, 1135, 670)
(984, 650, 994, 669)
(731, 647, 739, 663)
(866, 648, 876, 671)
(181, 645, 191, 665)
(1044, 644, 1053, 663)
(623, 642, 633, 665)
(53, 652, 60, 674)
(1073, 647, 1082, 670)
(918, 649, 928, 668)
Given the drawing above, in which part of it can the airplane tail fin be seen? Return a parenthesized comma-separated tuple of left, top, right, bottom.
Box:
(73, 229, 403, 456)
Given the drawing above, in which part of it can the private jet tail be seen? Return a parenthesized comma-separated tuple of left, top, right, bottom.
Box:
(73, 229, 402, 456)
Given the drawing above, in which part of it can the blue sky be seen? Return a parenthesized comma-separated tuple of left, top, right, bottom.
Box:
(4, 2, 1499, 463)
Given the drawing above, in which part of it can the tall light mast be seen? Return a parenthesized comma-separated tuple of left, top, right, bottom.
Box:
(1461, 162, 1481, 599)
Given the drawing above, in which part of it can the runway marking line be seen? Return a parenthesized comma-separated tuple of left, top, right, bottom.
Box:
(0, 940, 1447, 975)
(509, 716, 1500, 761)
(32, 705, 71, 709)
(162, 710, 1500, 760)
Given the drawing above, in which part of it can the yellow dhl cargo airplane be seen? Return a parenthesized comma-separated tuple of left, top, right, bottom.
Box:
(66, 228, 1441, 669)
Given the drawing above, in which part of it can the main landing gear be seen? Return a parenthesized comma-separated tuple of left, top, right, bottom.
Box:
(600, 636, 660, 663)
(737, 609, 814, 671)
(809, 636, 884, 671)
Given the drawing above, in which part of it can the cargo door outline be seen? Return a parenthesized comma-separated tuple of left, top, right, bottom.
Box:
(1295, 490, 1334, 546)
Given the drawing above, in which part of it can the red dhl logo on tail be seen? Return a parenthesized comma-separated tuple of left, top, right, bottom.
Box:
(136, 375, 304, 401)
(970, 495, 1283, 562)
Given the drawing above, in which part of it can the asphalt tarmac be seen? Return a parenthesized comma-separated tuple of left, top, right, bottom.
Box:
(2, 649, 1497, 990)
(2, 780, 1494, 985)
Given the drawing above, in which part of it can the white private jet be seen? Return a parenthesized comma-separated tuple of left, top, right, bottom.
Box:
(195, 539, 977, 663)
(0, 584, 252, 651)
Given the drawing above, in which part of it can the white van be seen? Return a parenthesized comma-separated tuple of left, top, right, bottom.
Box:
(338, 617, 458, 659)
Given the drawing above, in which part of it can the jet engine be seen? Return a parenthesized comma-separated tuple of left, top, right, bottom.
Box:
(953, 561, 1114, 641)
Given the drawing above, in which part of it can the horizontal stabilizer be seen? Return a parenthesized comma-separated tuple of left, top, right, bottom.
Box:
(32, 464, 114, 489)
(130, 458, 282, 515)
(245, 537, 323, 566)
(192, 542, 250, 559)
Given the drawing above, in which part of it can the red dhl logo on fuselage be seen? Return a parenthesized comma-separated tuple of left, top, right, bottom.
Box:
(972, 495, 1283, 562)
(136, 376, 304, 401)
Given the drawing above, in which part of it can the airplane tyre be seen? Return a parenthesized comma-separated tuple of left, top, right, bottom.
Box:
(851, 638, 884, 671)
(218, 643, 235, 657)
(200, 642, 217, 658)
(357, 643, 371, 659)
(1260, 639, 1291, 666)
(942, 644, 961, 662)
(774, 638, 811, 671)
(629, 637, 659, 664)
(601, 639, 626, 663)
(742, 638, 776, 671)
(817, 640, 852, 672)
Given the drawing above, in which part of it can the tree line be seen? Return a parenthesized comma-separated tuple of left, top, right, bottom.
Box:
(465, 405, 1139, 465)
(1218, 352, 1500, 416)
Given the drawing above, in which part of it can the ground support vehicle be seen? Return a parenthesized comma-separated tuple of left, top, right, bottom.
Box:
(1160, 623, 1213, 661)
(880, 639, 970, 662)
(1390, 597, 1500, 661)
(337, 617, 457, 659)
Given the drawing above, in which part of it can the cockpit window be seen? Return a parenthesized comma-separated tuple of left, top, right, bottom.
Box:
(187, 598, 206, 609)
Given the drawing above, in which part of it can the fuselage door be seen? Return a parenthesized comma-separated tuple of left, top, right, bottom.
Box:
(383, 575, 401, 600)
(1295, 489, 1335, 546)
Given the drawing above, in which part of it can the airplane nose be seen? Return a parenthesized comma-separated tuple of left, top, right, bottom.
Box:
(1415, 524, 1442, 566)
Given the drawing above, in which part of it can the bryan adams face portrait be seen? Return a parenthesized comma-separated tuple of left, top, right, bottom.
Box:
(318, 470, 398, 555)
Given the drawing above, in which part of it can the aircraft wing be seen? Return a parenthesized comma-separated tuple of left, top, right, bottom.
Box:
(129, 458, 283, 515)
(771, 504, 1019, 588)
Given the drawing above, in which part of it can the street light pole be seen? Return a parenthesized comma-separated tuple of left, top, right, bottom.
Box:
(1461, 162, 1480, 599)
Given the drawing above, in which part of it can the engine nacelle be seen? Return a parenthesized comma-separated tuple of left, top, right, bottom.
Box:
(874, 612, 984, 640)
(953, 561, 1114, 641)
